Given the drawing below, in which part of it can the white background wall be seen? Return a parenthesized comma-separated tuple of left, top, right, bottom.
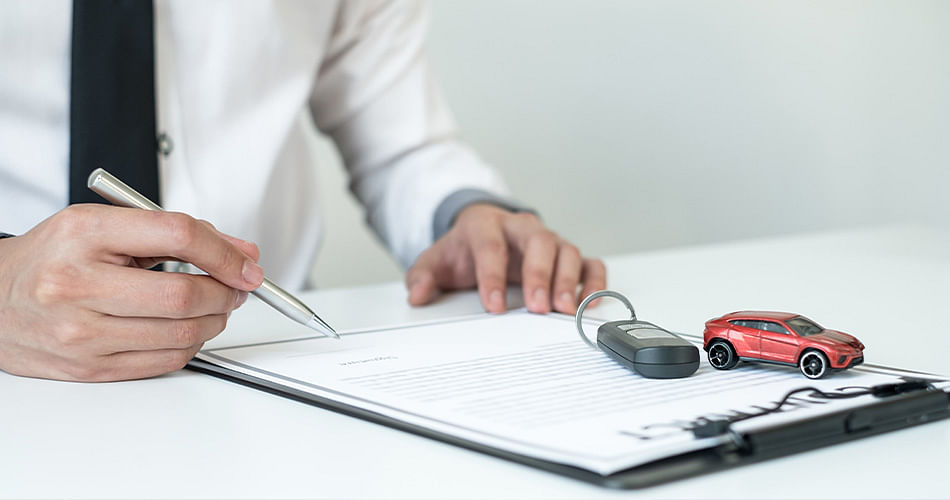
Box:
(310, 0, 949, 289)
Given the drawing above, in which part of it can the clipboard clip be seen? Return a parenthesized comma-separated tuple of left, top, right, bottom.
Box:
(692, 417, 751, 454)
(690, 379, 943, 448)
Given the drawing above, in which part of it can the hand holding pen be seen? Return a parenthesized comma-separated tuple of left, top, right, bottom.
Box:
(87, 169, 337, 339)
(0, 169, 335, 383)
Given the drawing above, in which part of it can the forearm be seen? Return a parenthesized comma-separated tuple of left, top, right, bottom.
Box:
(310, 0, 522, 267)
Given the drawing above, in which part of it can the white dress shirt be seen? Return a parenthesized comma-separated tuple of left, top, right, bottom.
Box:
(0, 0, 512, 290)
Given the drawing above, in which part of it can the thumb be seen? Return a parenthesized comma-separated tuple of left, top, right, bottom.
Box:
(196, 220, 261, 262)
(406, 251, 440, 306)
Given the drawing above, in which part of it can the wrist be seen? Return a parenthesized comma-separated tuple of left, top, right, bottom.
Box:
(456, 202, 535, 223)
(432, 189, 537, 241)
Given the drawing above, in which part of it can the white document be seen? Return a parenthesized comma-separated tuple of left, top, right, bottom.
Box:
(196, 310, 948, 476)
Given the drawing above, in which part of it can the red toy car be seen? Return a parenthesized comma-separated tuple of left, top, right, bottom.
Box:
(703, 311, 864, 379)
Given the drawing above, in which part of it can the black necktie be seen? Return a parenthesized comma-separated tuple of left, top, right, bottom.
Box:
(69, 0, 160, 205)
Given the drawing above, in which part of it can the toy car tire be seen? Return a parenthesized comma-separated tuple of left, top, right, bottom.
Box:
(707, 340, 738, 370)
(799, 350, 829, 379)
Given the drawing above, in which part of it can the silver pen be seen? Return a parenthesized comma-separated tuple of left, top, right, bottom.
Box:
(87, 168, 339, 340)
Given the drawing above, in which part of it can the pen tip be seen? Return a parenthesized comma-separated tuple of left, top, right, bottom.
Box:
(308, 315, 341, 340)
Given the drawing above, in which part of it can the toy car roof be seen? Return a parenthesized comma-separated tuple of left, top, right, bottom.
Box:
(719, 311, 800, 321)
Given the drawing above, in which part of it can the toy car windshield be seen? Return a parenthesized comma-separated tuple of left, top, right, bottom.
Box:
(786, 317, 824, 336)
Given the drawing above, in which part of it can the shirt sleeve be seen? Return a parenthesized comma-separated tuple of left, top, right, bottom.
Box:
(308, 0, 514, 269)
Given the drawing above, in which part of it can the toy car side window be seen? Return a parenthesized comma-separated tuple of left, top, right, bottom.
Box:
(760, 321, 790, 334)
(730, 320, 766, 330)
(749, 321, 769, 331)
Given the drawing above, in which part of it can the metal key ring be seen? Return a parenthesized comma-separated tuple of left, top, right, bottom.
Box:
(575, 290, 637, 349)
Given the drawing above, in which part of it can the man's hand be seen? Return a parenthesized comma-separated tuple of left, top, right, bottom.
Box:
(406, 204, 606, 314)
(0, 204, 263, 382)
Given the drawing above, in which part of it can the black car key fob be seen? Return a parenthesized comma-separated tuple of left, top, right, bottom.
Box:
(576, 290, 699, 379)
(597, 319, 699, 378)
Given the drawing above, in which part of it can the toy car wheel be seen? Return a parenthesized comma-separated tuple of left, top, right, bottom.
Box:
(707, 340, 738, 370)
(799, 350, 829, 379)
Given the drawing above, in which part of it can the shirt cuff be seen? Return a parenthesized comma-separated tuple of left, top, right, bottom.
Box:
(432, 189, 538, 241)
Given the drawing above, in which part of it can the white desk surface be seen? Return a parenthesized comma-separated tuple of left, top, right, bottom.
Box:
(2, 225, 948, 499)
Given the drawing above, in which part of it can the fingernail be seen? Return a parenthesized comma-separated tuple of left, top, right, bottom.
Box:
(559, 292, 573, 307)
(490, 290, 504, 311)
(242, 261, 263, 286)
(533, 288, 548, 309)
(235, 291, 248, 308)
(409, 284, 424, 303)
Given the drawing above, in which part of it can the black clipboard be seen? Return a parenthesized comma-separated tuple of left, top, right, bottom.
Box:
(187, 357, 950, 489)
